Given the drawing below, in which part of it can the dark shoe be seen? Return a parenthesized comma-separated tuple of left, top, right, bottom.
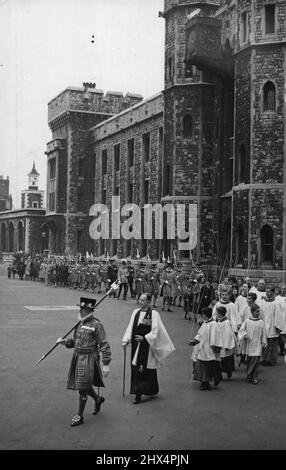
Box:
(167, 308, 172, 312)
(199, 383, 211, 391)
(93, 396, 105, 415)
(227, 372, 232, 379)
(133, 394, 142, 404)
(70, 415, 84, 427)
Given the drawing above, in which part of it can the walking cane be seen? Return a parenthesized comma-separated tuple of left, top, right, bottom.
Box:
(34, 281, 120, 367)
(123, 347, 127, 397)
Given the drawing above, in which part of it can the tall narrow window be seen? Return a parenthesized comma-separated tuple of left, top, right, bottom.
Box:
(142, 133, 150, 162)
(263, 81, 276, 111)
(127, 139, 134, 167)
(241, 11, 247, 43)
(48, 157, 56, 212)
(168, 57, 173, 81)
(127, 183, 133, 203)
(102, 149, 107, 175)
(261, 225, 274, 264)
(1, 223, 6, 251)
(144, 179, 149, 204)
(49, 193, 55, 212)
(49, 158, 56, 179)
(265, 4, 275, 35)
(183, 114, 192, 138)
(114, 144, 120, 171)
(91, 154, 96, 178)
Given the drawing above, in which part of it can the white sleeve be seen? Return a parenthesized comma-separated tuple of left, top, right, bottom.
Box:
(122, 309, 140, 344)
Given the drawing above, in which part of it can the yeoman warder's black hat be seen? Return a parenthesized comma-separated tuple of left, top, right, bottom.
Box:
(77, 297, 96, 309)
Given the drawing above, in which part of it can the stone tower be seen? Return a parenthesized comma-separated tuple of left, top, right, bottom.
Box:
(229, 0, 286, 280)
(45, 83, 143, 255)
(21, 162, 44, 209)
(161, 0, 227, 266)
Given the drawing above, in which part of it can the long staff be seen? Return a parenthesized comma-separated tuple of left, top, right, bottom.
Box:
(34, 281, 120, 367)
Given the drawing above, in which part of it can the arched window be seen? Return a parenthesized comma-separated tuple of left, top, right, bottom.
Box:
(237, 144, 246, 183)
(1, 223, 7, 251)
(263, 81, 276, 111)
(183, 114, 192, 138)
(8, 222, 14, 252)
(261, 225, 274, 264)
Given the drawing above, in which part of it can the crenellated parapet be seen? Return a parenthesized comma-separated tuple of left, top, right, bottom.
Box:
(48, 87, 143, 128)
(90, 93, 163, 142)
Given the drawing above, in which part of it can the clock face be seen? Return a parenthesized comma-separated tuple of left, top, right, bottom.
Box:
(199, 27, 219, 52)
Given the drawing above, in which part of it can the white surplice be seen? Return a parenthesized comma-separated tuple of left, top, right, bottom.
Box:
(212, 301, 240, 333)
(194, 319, 220, 362)
(238, 318, 267, 356)
(122, 308, 175, 369)
(260, 299, 280, 338)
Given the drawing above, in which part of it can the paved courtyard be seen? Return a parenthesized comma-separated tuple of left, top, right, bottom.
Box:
(0, 264, 286, 450)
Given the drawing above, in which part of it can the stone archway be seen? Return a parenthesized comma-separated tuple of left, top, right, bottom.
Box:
(1, 223, 7, 251)
(8, 222, 15, 252)
(261, 224, 274, 267)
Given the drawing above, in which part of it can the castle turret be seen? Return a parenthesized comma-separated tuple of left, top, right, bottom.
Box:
(230, 0, 286, 275)
(21, 162, 44, 209)
(161, 0, 226, 264)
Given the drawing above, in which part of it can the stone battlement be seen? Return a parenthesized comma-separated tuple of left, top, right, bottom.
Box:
(48, 87, 143, 125)
(90, 92, 164, 141)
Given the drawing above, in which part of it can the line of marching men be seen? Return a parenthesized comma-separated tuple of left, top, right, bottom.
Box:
(189, 278, 286, 390)
(9, 253, 214, 313)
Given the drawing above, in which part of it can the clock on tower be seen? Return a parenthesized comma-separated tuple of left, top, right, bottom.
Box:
(198, 26, 219, 52)
(28, 161, 40, 189)
(185, 16, 233, 82)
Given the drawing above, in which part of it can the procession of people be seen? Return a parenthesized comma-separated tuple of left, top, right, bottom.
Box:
(8, 250, 286, 426)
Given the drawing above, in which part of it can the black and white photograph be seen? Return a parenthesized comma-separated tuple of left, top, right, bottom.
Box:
(0, 0, 286, 454)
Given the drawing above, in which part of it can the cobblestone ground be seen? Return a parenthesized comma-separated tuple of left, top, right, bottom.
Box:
(0, 264, 286, 450)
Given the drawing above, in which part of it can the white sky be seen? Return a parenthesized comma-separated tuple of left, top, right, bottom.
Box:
(0, 0, 165, 208)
